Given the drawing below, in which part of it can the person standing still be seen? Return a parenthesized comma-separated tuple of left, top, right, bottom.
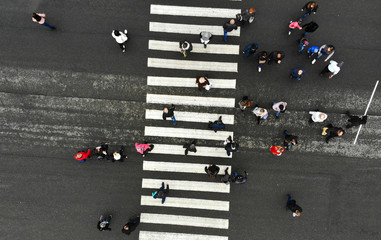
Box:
(286, 195, 303, 217)
(320, 61, 343, 78)
(300, 1, 318, 21)
(223, 19, 238, 42)
(112, 30, 128, 53)
(162, 104, 177, 126)
(32, 13, 55, 30)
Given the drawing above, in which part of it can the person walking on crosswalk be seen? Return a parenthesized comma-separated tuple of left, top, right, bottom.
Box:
(199, 32, 213, 48)
(183, 140, 197, 156)
(205, 164, 220, 180)
(162, 104, 177, 126)
(196, 76, 211, 91)
(223, 19, 238, 42)
(208, 116, 225, 132)
(179, 40, 192, 57)
(135, 142, 154, 157)
(112, 29, 128, 53)
(220, 167, 231, 184)
(224, 136, 239, 156)
(152, 182, 169, 204)
(32, 12, 56, 30)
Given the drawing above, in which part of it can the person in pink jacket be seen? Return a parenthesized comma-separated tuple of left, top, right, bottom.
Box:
(32, 12, 55, 30)
(288, 20, 302, 35)
(135, 142, 154, 157)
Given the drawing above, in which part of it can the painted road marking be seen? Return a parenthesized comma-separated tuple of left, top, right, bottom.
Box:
(142, 178, 230, 193)
(146, 93, 235, 108)
(145, 109, 234, 124)
(147, 58, 238, 72)
(139, 231, 228, 240)
(144, 126, 233, 141)
(150, 4, 239, 18)
(149, 144, 231, 158)
(149, 22, 240, 36)
(143, 161, 231, 174)
(147, 76, 236, 89)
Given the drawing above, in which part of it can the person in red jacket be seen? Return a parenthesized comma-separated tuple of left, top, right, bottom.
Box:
(270, 146, 284, 156)
(74, 149, 91, 163)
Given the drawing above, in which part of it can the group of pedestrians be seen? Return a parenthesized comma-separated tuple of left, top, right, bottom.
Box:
(97, 214, 140, 235)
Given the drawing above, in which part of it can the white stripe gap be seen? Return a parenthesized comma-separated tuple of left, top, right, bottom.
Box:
(147, 58, 238, 72)
(144, 126, 233, 141)
(149, 143, 232, 158)
(150, 4, 240, 18)
(145, 109, 234, 124)
(142, 178, 230, 193)
(143, 161, 231, 174)
(149, 22, 240, 36)
(139, 231, 228, 240)
(147, 76, 236, 89)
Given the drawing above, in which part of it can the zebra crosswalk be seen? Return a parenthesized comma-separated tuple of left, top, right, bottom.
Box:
(141, 2, 240, 239)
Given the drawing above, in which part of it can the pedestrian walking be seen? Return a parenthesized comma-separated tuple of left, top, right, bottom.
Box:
(152, 182, 169, 204)
(290, 68, 306, 80)
(268, 51, 285, 64)
(311, 44, 335, 64)
(94, 142, 109, 160)
(233, 170, 248, 184)
(253, 106, 268, 124)
(208, 116, 225, 132)
(224, 136, 239, 156)
(135, 142, 154, 157)
(236, 7, 255, 26)
(288, 20, 302, 35)
(257, 51, 268, 72)
(111, 29, 128, 53)
(345, 111, 367, 129)
(286, 195, 303, 217)
(74, 149, 91, 163)
(220, 167, 231, 184)
(223, 19, 238, 42)
(270, 145, 284, 156)
(98, 215, 112, 231)
(110, 146, 128, 162)
(242, 42, 258, 57)
(272, 102, 287, 118)
(32, 12, 56, 30)
(205, 164, 220, 179)
(300, 1, 318, 21)
(301, 21, 319, 36)
(307, 45, 319, 58)
(179, 40, 192, 57)
(320, 61, 343, 78)
(322, 124, 345, 143)
(283, 130, 298, 150)
(122, 216, 140, 235)
(183, 140, 197, 156)
(298, 38, 309, 54)
(199, 31, 213, 48)
(162, 104, 177, 126)
(309, 110, 328, 123)
(196, 76, 212, 91)
(238, 96, 253, 112)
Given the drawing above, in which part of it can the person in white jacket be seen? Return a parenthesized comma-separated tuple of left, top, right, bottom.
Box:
(308, 110, 327, 123)
(112, 29, 128, 52)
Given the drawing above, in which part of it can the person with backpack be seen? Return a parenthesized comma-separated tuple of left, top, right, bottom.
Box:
(205, 164, 220, 180)
(298, 38, 309, 54)
(208, 116, 225, 132)
(152, 182, 169, 204)
(233, 170, 248, 184)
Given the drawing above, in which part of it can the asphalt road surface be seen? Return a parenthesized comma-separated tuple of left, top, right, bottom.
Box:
(0, 0, 380, 240)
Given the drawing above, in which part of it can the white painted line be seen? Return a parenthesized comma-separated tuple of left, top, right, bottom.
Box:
(147, 76, 236, 89)
(149, 22, 240, 36)
(141, 195, 230, 211)
(149, 40, 239, 55)
(139, 231, 228, 240)
(140, 213, 229, 229)
(143, 161, 231, 175)
(150, 143, 231, 158)
(145, 109, 234, 124)
(146, 94, 235, 108)
(144, 126, 233, 141)
(148, 58, 238, 72)
(150, 4, 240, 18)
(142, 178, 230, 193)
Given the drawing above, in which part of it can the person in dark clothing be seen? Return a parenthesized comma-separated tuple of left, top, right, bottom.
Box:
(152, 182, 169, 204)
(32, 12, 56, 30)
(110, 146, 128, 162)
(208, 116, 225, 132)
(183, 140, 197, 156)
(179, 40, 192, 57)
(236, 7, 255, 26)
(268, 51, 285, 64)
(257, 51, 268, 72)
(94, 142, 109, 160)
(196, 76, 210, 90)
(345, 111, 367, 129)
(290, 68, 306, 80)
(286, 195, 303, 217)
(300, 1, 318, 21)
(323, 124, 345, 143)
(298, 38, 309, 54)
(233, 170, 248, 184)
(98, 215, 112, 231)
(122, 216, 140, 235)
(205, 164, 220, 179)
(283, 130, 298, 150)
(242, 42, 258, 57)
(301, 21, 319, 36)
(162, 104, 177, 126)
(238, 96, 253, 112)
(220, 167, 231, 184)
(224, 136, 239, 156)
(223, 19, 238, 42)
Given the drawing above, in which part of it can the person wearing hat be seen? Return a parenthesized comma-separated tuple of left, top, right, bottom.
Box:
(112, 29, 128, 53)
(224, 136, 239, 156)
(320, 60, 343, 78)
(162, 104, 177, 126)
(290, 68, 306, 80)
(309, 110, 328, 123)
(223, 19, 238, 42)
(152, 182, 169, 204)
(74, 149, 91, 163)
(199, 31, 213, 48)
(97, 215, 112, 231)
(179, 40, 192, 57)
(110, 146, 128, 162)
(196, 76, 211, 90)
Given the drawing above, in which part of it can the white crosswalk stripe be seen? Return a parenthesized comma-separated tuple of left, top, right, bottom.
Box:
(145, 109, 235, 124)
(145, 126, 233, 141)
(150, 4, 240, 18)
(149, 22, 240, 36)
(147, 76, 236, 89)
(141, 195, 230, 211)
(142, 178, 230, 193)
(139, 231, 228, 240)
(143, 161, 231, 174)
(146, 93, 236, 108)
(149, 40, 239, 55)
(149, 144, 232, 158)
(140, 213, 229, 229)
(148, 58, 238, 72)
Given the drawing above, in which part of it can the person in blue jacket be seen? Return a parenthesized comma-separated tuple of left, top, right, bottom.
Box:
(290, 68, 306, 80)
(208, 116, 225, 132)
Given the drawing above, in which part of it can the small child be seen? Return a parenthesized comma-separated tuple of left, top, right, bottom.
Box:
(307, 46, 319, 58)
(298, 38, 309, 54)
(288, 20, 302, 35)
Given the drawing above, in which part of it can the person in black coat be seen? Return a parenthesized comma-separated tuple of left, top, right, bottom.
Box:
(183, 140, 197, 156)
(152, 182, 169, 204)
(223, 19, 238, 42)
(257, 51, 268, 72)
(97, 215, 112, 231)
(162, 104, 177, 126)
(224, 136, 239, 156)
(286, 195, 303, 217)
(301, 21, 319, 36)
(300, 1, 318, 21)
(220, 167, 231, 184)
(208, 116, 226, 132)
(345, 111, 367, 129)
(268, 51, 285, 64)
(205, 164, 220, 179)
(324, 124, 345, 143)
(283, 130, 298, 150)
(94, 142, 109, 160)
(179, 40, 192, 57)
(122, 216, 140, 235)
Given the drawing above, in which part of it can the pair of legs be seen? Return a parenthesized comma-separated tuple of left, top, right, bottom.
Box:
(118, 42, 127, 52)
(223, 30, 228, 42)
(41, 22, 55, 30)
